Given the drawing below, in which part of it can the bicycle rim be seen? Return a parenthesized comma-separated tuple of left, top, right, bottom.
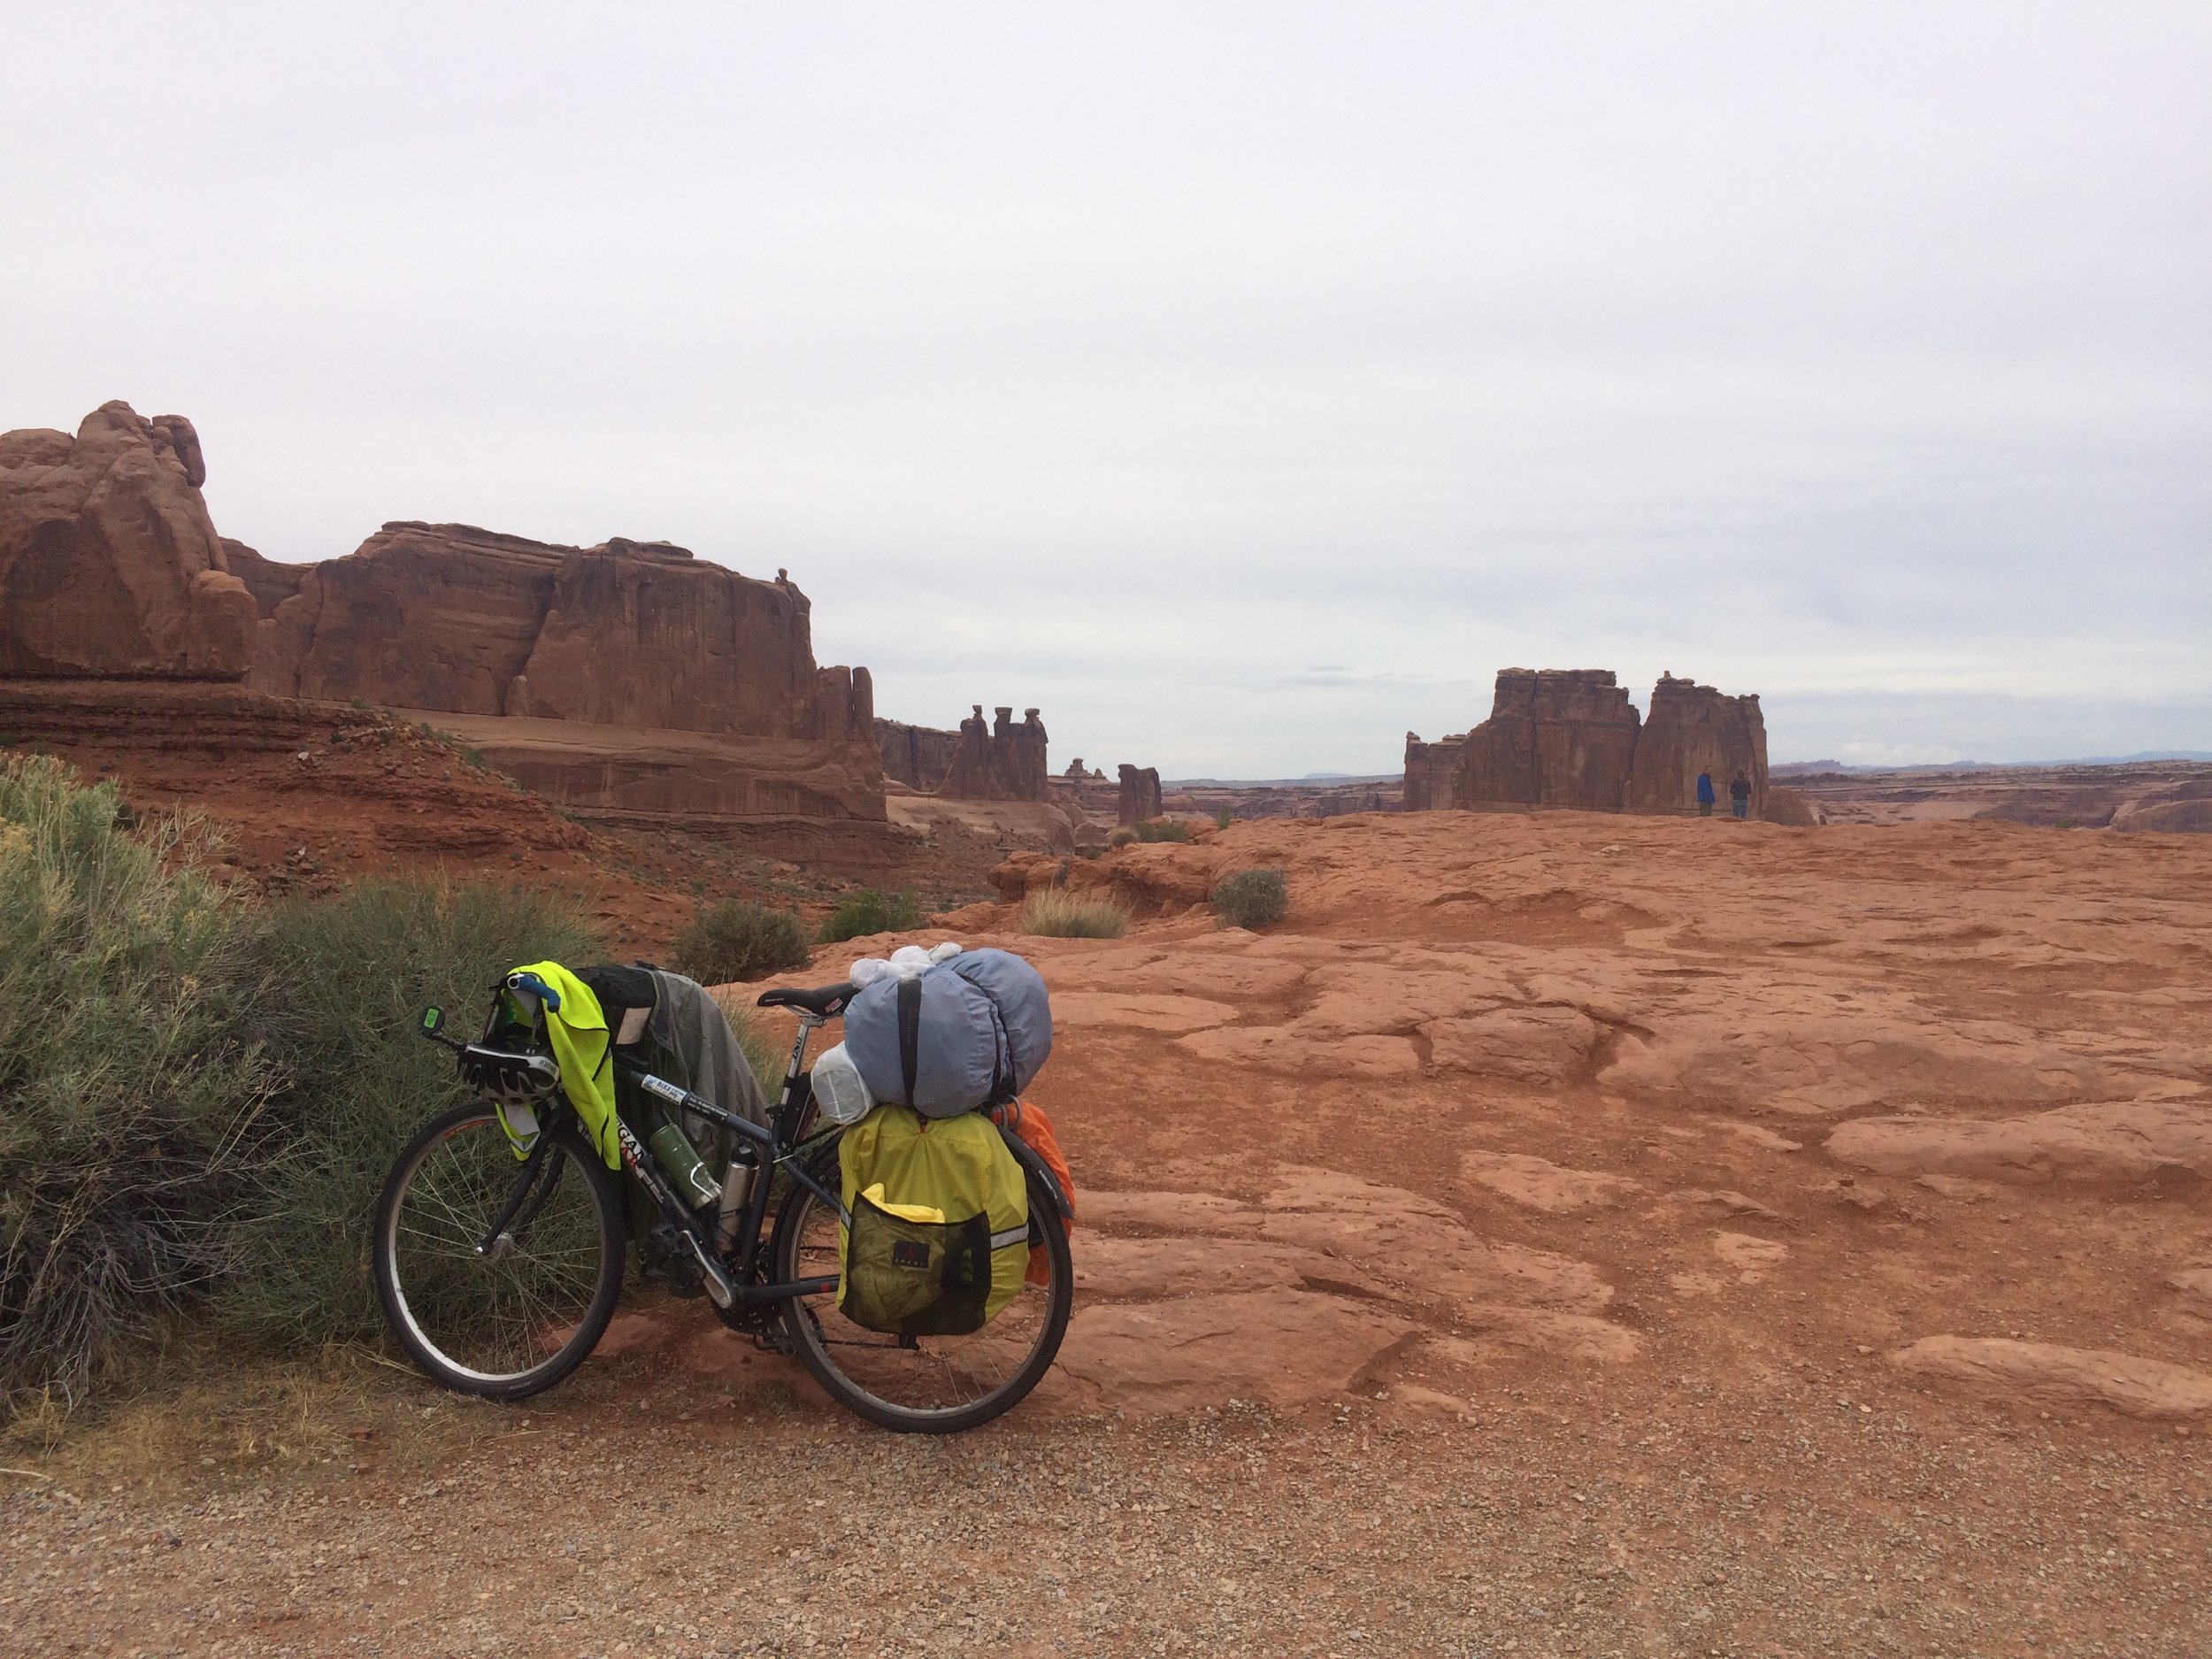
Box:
(779, 1161, 1071, 1432)
(378, 1108, 619, 1393)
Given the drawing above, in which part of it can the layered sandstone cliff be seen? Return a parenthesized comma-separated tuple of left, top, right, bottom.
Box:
(1407, 668, 1767, 818)
(231, 524, 872, 744)
(0, 402, 257, 679)
(873, 704, 1048, 801)
(1624, 672, 1767, 818)
(1, 404, 891, 838)
(877, 718, 964, 791)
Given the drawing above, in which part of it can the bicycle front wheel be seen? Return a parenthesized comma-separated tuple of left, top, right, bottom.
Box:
(373, 1102, 626, 1401)
(772, 1137, 1072, 1433)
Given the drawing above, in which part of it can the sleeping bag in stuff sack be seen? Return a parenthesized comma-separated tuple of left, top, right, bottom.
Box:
(841, 948, 1053, 1119)
(837, 1103, 1029, 1337)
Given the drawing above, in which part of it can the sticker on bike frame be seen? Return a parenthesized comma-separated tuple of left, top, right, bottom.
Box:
(641, 1074, 687, 1104)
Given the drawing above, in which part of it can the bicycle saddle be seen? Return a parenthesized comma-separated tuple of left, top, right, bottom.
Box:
(756, 982, 858, 1018)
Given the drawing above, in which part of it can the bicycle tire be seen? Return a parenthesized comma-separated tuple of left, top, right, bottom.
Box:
(772, 1133, 1073, 1433)
(373, 1102, 626, 1402)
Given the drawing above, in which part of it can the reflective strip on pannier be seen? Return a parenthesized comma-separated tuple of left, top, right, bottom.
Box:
(835, 1104, 1029, 1336)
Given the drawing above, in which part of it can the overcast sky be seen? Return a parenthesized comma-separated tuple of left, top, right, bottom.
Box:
(5, 4, 2207, 774)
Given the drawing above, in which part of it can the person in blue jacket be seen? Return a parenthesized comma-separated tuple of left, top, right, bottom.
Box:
(1695, 770, 1716, 817)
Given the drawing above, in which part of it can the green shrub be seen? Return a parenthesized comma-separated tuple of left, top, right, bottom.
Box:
(0, 757, 277, 1404)
(1216, 808, 1233, 830)
(818, 888, 921, 944)
(1212, 867, 1288, 930)
(228, 878, 600, 1351)
(1020, 888, 1130, 938)
(1133, 818, 1191, 842)
(0, 757, 614, 1400)
(672, 898, 811, 983)
(1107, 826, 1137, 849)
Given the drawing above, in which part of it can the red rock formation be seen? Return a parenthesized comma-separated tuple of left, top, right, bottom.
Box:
(0, 402, 257, 679)
(877, 703, 1049, 801)
(1407, 670, 1642, 811)
(1624, 672, 1767, 818)
(1778, 760, 2212, 833)
(234, 523, 871, 744)
(876, 718, 964, 790)
(1118, 763, 1163, 826)
(1408, 668, 1769, 818)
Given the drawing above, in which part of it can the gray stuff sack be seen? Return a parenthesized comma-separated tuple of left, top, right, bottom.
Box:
(841, 948, 1053, 1119)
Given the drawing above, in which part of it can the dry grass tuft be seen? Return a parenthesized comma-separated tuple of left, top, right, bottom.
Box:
(1019, 888, 1131, 939)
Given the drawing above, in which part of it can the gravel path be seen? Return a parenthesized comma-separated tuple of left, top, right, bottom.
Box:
(6, 1363, 2206, 1658)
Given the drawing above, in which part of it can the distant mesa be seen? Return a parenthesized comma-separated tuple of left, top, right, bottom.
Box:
(0, 403, 896, 860)
(1405, 668, 1783, 820)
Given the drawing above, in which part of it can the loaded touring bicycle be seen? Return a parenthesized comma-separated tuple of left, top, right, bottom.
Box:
(373, 960, 1073, 1433)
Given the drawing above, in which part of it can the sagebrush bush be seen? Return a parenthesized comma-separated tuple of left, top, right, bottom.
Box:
(230, 878, 600, 1351)
(1107, 826, 1137, 849)
(1216, 808, 1233, 830)
(818, 888, 920, 944)
(1211, 867, 1288, 930)
(0, 757, 276, 1404)
(1133, 818, 1192, 842)
(672, 898, 810, 983)
(1019, 888, 1130, 939)
(0, 751, 610, 1403)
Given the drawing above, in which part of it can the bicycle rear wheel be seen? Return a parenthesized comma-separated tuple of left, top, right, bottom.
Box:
(373, 1102, 626, 1401)
(772, 1137, 1072, 1433)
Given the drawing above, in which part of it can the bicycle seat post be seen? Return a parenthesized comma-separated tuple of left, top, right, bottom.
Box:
(780, 1010, 827, 1106)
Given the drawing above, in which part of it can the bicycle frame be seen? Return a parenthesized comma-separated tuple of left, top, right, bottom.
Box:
(603, 1009, 844, 1310)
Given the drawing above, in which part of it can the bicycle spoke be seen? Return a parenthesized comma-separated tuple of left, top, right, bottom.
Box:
(384, 1111, 612, 1385)
(781, 1170, 1067, 1420)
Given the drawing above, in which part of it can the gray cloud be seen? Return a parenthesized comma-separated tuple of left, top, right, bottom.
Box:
(4, 4, 2206, 773)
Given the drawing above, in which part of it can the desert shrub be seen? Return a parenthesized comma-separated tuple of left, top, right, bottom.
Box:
(226, 878, 600, 1350)
(0, 757, 277, 1405)
(0, 757, 611, 1398)
(1133, 818, 1192, 843)
(1216, 808, 1233, 830)
(672, 898, 811, 982)
(1211, 867, 1288, 930)
(1107, 826, 1137, 849)
(818, 888, 921, 944)
(1020, 888, 1130, 939)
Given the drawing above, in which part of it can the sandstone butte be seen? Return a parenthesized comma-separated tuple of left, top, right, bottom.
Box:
(877, 704, 1176, 851)
(1406, 666, 1782, 821)
(0, 402, 259, 679)
(0, 403, 910, 862)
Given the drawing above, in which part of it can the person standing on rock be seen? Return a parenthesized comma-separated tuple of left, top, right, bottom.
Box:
(1730, 772, 1751, 819)
(1696, 770, 1716, 818)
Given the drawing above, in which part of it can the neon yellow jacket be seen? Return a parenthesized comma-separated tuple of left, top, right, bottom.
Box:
(509, 960, 620, 1168)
